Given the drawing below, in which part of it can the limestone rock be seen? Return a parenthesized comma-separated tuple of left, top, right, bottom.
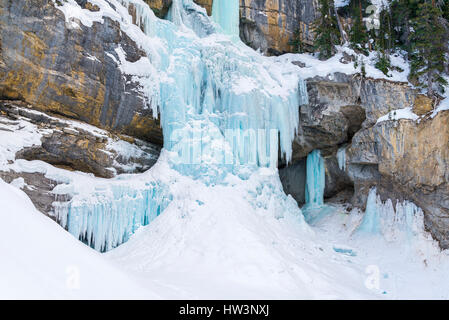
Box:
(0, 101, 160, 179)
(145, 0, 173, 18)
(240, 0, 319, 55)
(194, 0, 212, 15)
(348, 111, 449, 248)
(413, 94, 434, 116)
(0, 0, 163, 145)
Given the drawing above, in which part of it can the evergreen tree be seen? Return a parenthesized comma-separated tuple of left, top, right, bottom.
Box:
(313, 0, 341, 59)
(390, 0, 419, 53)
(373, 5, 393, 76)
(289, 28, 304, 53)
(348, 0, 370, 53)
(409, 0, 448, 96)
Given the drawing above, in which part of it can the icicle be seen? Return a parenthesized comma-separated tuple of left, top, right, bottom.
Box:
(53, 0, 310, 251)
(337, 146, 346, 171)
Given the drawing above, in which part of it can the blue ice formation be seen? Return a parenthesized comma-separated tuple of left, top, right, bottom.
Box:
(212, 0, 240, 37)
(124, 0, 308, 173)
(305, 150, 325, 207)
(358, 187, 381, 234)
(54, 182, 171, 252)
(337, 146, 346, 171)
(357, 188, 423, 241)
(53, 0, 309, 251)
(302, 150, 334, 224)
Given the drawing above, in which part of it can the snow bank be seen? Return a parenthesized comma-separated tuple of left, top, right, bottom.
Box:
(0, 179, 158, 299)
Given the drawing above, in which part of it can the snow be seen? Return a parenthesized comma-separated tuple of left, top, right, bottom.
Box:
(376, 107, 419, 124)
(334, 0, 350, 8)
(276, 46, 411, 83)
(0, 118, 44, 166)
(431, 97, 449, 118)
(0, 179, 159, 299)
(2, 156, 449, 298)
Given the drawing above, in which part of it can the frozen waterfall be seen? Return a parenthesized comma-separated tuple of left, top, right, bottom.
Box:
(53, 0, 309, 251)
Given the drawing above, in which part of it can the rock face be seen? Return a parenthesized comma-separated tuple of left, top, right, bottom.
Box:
(0, 101, 160, 178)
(280, 68, 449, 249)
(289, 73, 415, 163)
(0, 0, 163, 145)
(240, 0, 319, 55)
(348, 111, 449, 248)
(145, 0, 173, 18)
(0, 170, 64, 216)
(191, 0, 319, 55)
(194, 0, 212, 15)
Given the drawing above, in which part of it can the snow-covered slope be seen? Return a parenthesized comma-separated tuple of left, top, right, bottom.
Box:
(0, 179, 158, 299)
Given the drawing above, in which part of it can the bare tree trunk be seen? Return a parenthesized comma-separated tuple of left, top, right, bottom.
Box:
(428, 70, 434, 97)
(333, 4, 348, 44)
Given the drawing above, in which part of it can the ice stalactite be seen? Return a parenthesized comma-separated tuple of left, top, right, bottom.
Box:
(358, 188, 381, 234)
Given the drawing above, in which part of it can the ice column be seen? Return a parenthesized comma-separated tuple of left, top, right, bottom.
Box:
(212, 0, 240, 37)
(305, 149, 325, 207)
(358, 187, 381, 234)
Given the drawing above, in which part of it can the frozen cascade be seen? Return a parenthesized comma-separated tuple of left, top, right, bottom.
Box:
(302, 150, 334, 224)
(120, 0, 308, 172)
(357, 187, 424, 242)
(52, 0, 309, 251)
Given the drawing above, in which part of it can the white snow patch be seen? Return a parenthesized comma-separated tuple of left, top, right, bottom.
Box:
(376, 107, 419, 124)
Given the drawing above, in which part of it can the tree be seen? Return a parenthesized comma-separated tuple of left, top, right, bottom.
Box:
(314, 0, 341, 59)
(409, 0, 448, 96)
(390, 0, 420, 53)
(289, 28, 304, 53)
(349, 0, 370, 53)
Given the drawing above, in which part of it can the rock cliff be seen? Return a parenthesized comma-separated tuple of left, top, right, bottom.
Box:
(0, 0, 163, 145)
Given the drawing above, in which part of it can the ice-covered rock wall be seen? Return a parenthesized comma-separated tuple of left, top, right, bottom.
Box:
(51, 0, 309, 251)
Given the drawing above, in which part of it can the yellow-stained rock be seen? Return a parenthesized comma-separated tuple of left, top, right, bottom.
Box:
(0, 0, 163, 145)
(194, 0, 213, 15)
(145, 0, 172, 18)
(413, 94, 434, 116)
